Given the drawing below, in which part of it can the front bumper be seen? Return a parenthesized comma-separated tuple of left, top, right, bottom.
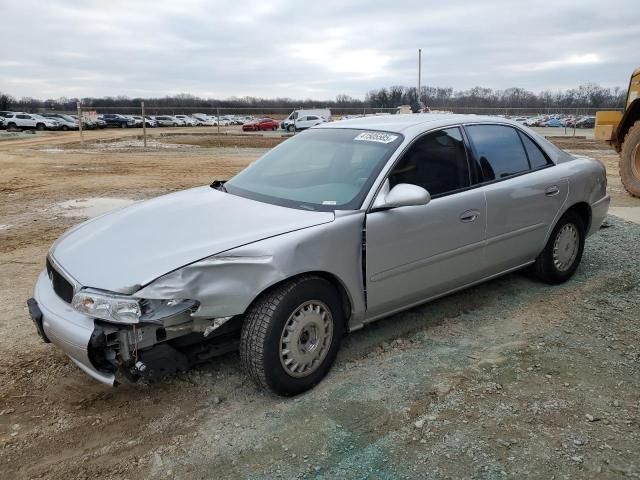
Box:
(31, 271, 115, 385)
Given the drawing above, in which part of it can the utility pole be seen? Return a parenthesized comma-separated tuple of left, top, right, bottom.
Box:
(141, 101, 147, 148)
(76, 101, 83, 146)
(418, 48, 422, 108)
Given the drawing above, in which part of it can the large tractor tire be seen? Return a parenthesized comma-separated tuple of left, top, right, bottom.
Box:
(619, 121, 640, 198)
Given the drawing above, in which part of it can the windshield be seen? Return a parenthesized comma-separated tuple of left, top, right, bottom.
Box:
(225, 128, 403, 211)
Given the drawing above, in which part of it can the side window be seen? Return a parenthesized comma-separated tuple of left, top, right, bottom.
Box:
(518, 131, 551, 169)
(308, 116, 318, 121)
(466, 125, 530, 181)
(388, 127, 470, 197)
(17, 114, 30, 119)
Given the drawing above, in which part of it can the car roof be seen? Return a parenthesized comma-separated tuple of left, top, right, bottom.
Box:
(317, 113, 524, 134)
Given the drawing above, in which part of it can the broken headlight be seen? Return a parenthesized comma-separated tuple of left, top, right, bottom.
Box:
(72, 289, 195, 324)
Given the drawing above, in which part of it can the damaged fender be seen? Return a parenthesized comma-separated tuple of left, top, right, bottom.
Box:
(136, 211, 367, 328)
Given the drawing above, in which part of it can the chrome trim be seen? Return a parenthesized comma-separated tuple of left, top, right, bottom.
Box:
(47, 253, 82, 296)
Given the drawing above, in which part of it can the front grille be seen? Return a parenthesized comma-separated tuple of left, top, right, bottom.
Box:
(46, 258, 74, 303)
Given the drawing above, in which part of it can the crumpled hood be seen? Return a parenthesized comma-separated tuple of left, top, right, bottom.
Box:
(51, 186, 334, 293)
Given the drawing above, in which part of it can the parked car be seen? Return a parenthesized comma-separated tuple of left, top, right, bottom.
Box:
(545, 118, 564, 127)
(174, 115, 197, 126)
(71, 115, 104, 130)
(27, 114, 609, 395)
(100, 114, 135, 128)
(576, 116, 595, 128)
(133, 116, 157, 128)
(192, 114, 216, 126)
(293, 114, 326, 131)
(153, 116, 179, 127)
(212, 117, 230, 126)
(41, 113, 79, 131)
(282, 109, 331, 131)
(3, 112, 59, 130)
(242, 117, 279, 131)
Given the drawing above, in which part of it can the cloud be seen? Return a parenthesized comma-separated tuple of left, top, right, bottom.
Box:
(506, 54, 603, 72)
(0, 0, 638, 99)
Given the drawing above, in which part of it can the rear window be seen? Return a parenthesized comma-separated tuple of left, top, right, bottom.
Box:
(518, 131, 551, 169)
(466, 125, 530, 181)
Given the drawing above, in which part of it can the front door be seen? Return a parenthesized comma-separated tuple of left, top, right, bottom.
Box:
(365, 127, 487, 318)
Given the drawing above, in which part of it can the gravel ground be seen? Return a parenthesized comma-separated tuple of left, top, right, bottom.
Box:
(0, 129, 638, 479)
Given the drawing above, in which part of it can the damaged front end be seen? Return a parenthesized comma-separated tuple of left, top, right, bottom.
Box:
(90, 308, 242, 382)
(31, 266, 243, 385)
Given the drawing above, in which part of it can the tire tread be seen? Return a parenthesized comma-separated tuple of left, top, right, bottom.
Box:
(619, 120, 640, 198)
(240, 275, 318, 393)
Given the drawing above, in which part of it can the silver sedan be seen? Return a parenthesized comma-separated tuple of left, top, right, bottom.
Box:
(28, 114, 609, 395)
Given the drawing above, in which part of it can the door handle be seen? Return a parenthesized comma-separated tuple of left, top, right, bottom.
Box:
(460, 209, 480, 223)
(545, 185, 560, 196)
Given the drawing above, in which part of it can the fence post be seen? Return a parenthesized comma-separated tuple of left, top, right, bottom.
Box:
(217, 107, 220, 135)
(76, 101, 83, 147)
(573, 108, 577, 137)
(141, 101, 147, 148)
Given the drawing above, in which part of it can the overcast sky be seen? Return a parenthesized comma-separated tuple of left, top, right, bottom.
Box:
(1, 0, 638, 100)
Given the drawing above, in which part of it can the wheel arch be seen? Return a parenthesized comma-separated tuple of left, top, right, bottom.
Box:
(560, 201, 592, 234)
(246, 271, 354, 330)
(615, 98, 640, 152)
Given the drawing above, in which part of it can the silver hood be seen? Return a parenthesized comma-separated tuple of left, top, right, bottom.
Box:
(51, 186, 334, 294)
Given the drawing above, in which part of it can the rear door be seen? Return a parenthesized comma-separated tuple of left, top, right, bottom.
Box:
(464, 124, 568, 273)
(365, 127, 487, 318)
(17, 114, 36, 127)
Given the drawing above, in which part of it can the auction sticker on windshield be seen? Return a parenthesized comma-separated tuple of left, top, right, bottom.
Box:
(353, 132, 399, 144)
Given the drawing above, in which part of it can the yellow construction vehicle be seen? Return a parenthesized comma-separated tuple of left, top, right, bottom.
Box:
(595, 67, 640, 197)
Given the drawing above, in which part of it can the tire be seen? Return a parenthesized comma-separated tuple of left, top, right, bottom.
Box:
(173, 123, 178, 127)
(61, 125, 69, 131)
(272, 126, 277, 131)
(121, 123, 126, 128)
(619, 121, 640, 198)
(532, 211, 585, 284)
(287, 125, 294, 132)
(240, 276, 345, 396)
(36, 123, 45, 131)
(7, 122, 17, 130)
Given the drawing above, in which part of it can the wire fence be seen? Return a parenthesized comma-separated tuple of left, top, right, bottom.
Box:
(30, 102, 614, 147)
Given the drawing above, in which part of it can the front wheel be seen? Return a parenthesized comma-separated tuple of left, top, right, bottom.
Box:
(287, 124, 294, 132)
(36, 123, 45, 131)
(121, 123, 126, 128)
(240, 276, 344, 396)
(532, 211, 585, 284)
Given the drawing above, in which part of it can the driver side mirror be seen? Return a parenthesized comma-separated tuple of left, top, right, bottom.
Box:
(373, 181, 431, 210)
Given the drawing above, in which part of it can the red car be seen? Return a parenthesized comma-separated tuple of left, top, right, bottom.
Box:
(242, 117, 279, 131)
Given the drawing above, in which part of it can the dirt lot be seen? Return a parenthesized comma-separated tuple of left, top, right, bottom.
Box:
(1, 128, 639, 479)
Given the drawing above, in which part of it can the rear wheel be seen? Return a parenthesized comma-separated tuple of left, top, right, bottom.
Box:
(36, 123, 45, 131)
(619, 121, 640, 198)
(121, 123, 126, 128)
(61, 125, 69, 131)
(7, 122, 17, 130)
(532, 211, 585, 284)
(240, 276, 344, 396)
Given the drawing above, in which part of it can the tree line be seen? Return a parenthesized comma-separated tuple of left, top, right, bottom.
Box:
(366, 83, 626, 111)
(0, 82, 626, 115)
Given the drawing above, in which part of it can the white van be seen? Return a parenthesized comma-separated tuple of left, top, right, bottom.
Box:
(282, 109, 331, 132)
